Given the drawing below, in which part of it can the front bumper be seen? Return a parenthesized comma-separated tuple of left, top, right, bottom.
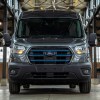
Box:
(8, 62, 91, 85)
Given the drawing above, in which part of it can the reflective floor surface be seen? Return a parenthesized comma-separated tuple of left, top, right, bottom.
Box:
(0, 84, 100, 100)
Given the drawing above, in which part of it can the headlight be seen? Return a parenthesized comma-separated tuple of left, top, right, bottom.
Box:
(13, 45, 25, 55)
(74, 45, 88, 55)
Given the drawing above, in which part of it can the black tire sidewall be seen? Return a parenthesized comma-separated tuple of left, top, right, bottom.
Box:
(9, 80, 20, 94)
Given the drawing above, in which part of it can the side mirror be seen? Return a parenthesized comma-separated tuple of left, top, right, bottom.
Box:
(0, 32, 3, 38)
(3, 33, 11, 47)
(88, 33, 97, 47)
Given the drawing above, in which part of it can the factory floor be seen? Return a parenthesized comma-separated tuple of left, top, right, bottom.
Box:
(0, 84, 100, 100)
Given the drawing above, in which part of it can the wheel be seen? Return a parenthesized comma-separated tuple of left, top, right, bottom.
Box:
(9, 80, 20, 94)
(23, 84, 30, 89)
(69, 84, 76, 89)
(79, 81, 91, 93)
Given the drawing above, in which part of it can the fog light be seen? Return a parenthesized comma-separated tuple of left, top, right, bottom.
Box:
(82, 69, 90, 75)
(10, 69, 19, 75)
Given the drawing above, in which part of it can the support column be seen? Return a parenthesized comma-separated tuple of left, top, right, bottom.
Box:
(94, 47, 97, 78)
(93, 0, 97, 78)
(12, 0, 16, 32)
(93, 16, 97, 78)
(1, 0, 7, 86)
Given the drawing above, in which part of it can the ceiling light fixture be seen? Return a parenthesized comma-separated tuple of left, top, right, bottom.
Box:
(0, 22, 2, 26)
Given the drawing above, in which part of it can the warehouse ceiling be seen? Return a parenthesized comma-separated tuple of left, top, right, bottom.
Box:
(19, 0, 88, 14)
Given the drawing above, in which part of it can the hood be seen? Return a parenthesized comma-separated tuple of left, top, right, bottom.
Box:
(15, 38, 86, 46)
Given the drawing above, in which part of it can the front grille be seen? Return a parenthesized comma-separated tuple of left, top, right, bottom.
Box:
(28, 47, 73, 64)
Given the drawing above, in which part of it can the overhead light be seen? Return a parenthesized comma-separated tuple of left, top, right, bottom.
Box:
(40, 7, 45, 10)
(0, 22, 2, 26)
(96, 15, 100, 18)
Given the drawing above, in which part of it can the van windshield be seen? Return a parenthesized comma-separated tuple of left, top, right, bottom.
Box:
(17, 18, 84, 38)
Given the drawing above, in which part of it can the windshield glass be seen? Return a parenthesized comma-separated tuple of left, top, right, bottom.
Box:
(17, 18, 84, 38)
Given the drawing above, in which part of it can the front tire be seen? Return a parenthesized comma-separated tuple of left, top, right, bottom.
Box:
(79, 81, 91, 93)
(9, 80, 20, 94)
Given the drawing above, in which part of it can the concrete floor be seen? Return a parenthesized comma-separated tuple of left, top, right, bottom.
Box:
(0, 84, 100, 100)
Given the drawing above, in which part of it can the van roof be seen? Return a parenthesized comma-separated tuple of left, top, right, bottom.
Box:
(20, 10, 80, 20)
